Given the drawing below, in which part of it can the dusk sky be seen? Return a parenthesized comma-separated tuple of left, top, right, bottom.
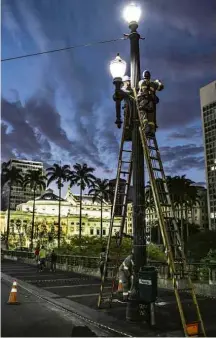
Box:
(1, 0, 216, 195)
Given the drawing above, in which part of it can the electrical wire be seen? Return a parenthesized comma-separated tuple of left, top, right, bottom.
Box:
(1, 37, 126, 62)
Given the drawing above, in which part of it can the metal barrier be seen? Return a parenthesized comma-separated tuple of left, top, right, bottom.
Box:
(2, 250, 216, 283)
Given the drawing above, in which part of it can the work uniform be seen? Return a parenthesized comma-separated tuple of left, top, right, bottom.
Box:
(138, 78, 163, 135)
(121, 77, 133, 141)
(99, 251, 106, 278)
(119, 254, 134, 300)
(50, 251, 57, 272)
(39, 248, 46, 271)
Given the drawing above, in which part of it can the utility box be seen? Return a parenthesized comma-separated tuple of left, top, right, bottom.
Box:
(138, 266, 158, 303)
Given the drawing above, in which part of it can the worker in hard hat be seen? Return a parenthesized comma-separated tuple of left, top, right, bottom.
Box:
(122, 75, 132, 93)
(118, 250, 134, 301)
(121, 75, 133, 140)
(137, 70, 164, 136)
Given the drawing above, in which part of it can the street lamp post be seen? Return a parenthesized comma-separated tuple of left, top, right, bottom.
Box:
(110, 3, 146, 321)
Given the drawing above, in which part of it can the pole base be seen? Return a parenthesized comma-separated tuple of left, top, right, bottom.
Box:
(126, 299, 143, 322)
(7, 301, 20, 305)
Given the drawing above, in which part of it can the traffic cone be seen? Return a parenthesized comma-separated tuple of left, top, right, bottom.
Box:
(117, 280, 123, 292)
(7, 281, 20, 305)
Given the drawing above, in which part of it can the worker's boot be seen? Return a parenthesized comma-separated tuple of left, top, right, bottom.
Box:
(146, 123, 155, 136)
(122, 293, 129, 302)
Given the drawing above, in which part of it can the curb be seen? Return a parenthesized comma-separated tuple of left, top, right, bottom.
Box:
(1, 272, 133, 337)
(1, 272, 184, 337)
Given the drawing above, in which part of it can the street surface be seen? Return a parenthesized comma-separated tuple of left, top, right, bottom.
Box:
(2, 259, 216, 337)
(2, 278, 81, 337)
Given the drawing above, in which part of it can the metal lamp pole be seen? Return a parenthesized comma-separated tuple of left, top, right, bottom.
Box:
(125, 5, 146, 321)
(110, 3, 146, 321)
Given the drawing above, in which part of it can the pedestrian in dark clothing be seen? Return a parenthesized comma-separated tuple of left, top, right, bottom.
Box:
(99, 247, 107, 279)
(50, 250, 57, 272)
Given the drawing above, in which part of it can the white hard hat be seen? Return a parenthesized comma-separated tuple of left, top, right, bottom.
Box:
(122, 75, 130, 82)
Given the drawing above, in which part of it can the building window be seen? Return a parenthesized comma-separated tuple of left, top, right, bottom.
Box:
(82, 222, 85, 225)
(103, 229, 106, 235)
(76, 222, 79, 225)
(71, 222, 74, 225)
(96, 229, 100, 235)
(90, 229, 94, 235)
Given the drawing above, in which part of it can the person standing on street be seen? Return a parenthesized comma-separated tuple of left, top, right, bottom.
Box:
(99, 247, 107, 279)
(50, 249, 57, 272)
(34, 247, 40, 263)
(39, 245, 46, 272)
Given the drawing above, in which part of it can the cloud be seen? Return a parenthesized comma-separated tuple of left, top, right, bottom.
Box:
(145, 0, 216, 38)
(1, 92, 118, 171)
(194, 182, 206, 187)
(160, 144, 204, 173)
(1, 0, 214, 183)
(168, 127, 203, 140)
(1, 97, 49, 158)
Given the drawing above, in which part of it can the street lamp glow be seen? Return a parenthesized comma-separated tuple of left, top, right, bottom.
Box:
(123, 3, 141, 24)
(110, 53, 127, 79)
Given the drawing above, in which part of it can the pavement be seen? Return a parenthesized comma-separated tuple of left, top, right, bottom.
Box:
(1, 259, 216, 337)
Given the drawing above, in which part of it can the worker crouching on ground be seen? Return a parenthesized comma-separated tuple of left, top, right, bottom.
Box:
(118, 250, 134, 301)
(137, 70, 164, 136)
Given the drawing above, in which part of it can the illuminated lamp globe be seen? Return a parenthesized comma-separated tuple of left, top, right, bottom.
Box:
(110, 53, 127, 80)
(123, 2, 141, 24)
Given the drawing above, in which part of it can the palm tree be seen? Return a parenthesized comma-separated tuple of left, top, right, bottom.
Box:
(88, 178, 112, 239)
(46, 164, 70, 248)
(145, 183, 161, 244)
(166, 175, 198, 244)
(68, 163, 96, 241)
(23, 169, 47, 249)
(3, 166, 23, 249)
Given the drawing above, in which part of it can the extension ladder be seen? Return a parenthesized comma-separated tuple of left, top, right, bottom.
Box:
(134, 89, 206, 337)
(97, 108, 133, 308)
(98, 86, 206, 337)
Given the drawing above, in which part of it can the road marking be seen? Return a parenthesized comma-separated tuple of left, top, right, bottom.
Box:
(2, 270, 38, 274)
(2, 268, 37, 272)
(15, 274, 54, 278)
(43, 283, 102, 289)
(67, 292, 110, 298)
(156, 301, 169, 306)
(25, 277, 91, 283)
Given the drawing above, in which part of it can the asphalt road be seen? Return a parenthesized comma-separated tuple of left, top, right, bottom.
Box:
(2, 259, 216, 337)
(1, 278, 97, 337)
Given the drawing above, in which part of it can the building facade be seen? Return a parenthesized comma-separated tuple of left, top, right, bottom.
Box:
(200, 80, 216, 230)
(1, 159, 44, 211)
(0, 188, 121, 247)
(126, 185, 208, 243)
(109, 178, 127, 216)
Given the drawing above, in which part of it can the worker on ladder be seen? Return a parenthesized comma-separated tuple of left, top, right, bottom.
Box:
(137, 70, 164, 136)
(118, 250, 134, 301)
(122, 75, 133, 140)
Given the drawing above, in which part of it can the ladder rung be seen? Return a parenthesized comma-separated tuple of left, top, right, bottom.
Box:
(177, 288, 192, 292)
(148, 146, 157, 150)
(150, 156, 159, 161)
(152, 167, 162, 172)
(122, 161, 131, 164)
(122, 149, 131, 153)
(120, 171, 130, 175)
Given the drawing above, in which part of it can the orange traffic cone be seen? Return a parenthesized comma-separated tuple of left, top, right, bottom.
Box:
(117, 280, 123, 292)
(7, 281, 20, 305)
